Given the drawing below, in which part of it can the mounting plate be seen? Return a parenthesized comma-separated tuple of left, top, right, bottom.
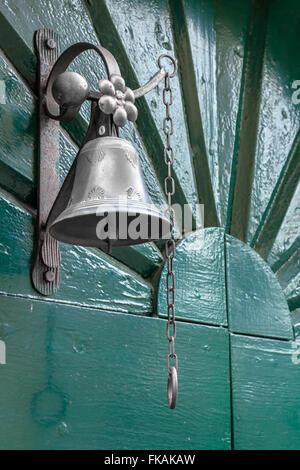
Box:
(32, 28, 61, 295)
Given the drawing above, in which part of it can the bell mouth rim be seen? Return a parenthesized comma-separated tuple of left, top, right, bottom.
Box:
(49, 200, 170, 248)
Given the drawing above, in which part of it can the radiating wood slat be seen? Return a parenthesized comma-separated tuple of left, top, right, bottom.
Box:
(0, 56, 35, 205)
(214, 0, 249, 226)
(253, 128, 300, 260)
(168, 0, 219, 227)
(226, 0, 269, 241)
(247, 0, 300, 244)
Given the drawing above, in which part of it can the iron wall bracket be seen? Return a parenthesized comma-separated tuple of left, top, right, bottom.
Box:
(31, 28, 174, 296)
(32, 29, 61, 295)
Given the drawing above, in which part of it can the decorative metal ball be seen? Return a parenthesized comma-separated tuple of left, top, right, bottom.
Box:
(52, 71, 89, 107)
(110, 74, 126, 92)
(124, 87, 135, 103)
(98, 78, 115, 97)
(99, 95, 117, 114)
(124, 101, 138, 122)
(113, 107, 127, 127)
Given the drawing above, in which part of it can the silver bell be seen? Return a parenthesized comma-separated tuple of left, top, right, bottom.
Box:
(49, 137, 170, 248)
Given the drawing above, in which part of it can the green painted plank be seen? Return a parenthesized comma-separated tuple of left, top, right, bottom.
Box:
(84, 0, 197, 226)
(253, 131, 300, 258)
(0, 160, 35, 207)
(226, 0, 269, 241)
(0, 193, 152, 314)
(0, 55, 35, 181)
(215, 0, 249, 226)
(248, 0, 300, 243)
(167, 0, 219, 227)
(0, 295, 231, 449)
(0, 11, 36, 88)
(231, 334, 300, 450)
(157, 228, 227, 326)
(225, 234, 293, 339)
(0, 55, 35, 204)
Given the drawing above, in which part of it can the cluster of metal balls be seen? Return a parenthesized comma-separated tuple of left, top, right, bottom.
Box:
(52, 71, 138, 128)
(98, 74, 138, 127)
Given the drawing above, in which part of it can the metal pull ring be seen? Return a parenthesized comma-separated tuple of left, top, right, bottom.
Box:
(167, 366, 178, 409)
(158, 54, 177, 78)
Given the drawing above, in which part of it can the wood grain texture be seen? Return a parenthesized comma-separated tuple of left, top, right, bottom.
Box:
(0, 295, 231, 449)
(0, 55, 35, 205)
(0, 193, 152, 314)
(226, 0, 269, 241)
(225, 234, 293, 339)
(214, 0, 249, 226)
(269, 189, 300, 272)
(168, 0, 219, 227)
(253, 131, 300, 259)
(247, 0, 300, 244)
(231, 334, 300, 450)
(157, 228, 227, 325)
(276, 245, 300, 311)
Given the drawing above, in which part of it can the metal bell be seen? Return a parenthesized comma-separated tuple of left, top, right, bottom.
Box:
(49, 137, 170, 248)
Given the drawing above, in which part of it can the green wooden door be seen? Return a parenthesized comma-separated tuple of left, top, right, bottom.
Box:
(0, 0, 299, 450)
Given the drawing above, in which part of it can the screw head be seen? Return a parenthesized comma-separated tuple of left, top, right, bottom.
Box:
(44, 270, 55, 282)
(99, 125, 106, 136)
(46, 38, 56, 49)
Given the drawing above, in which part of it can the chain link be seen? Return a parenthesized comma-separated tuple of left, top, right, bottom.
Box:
(162, 63, 178, 390)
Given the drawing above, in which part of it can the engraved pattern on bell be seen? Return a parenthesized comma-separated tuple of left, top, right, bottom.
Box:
(86, 149, 105, 164)
(124, 151, 138, 168)
(126, 186, 142, 200)
(88, 186, 105, 200)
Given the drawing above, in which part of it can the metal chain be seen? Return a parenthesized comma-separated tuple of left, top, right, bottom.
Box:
(159, 54, 178, 409)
